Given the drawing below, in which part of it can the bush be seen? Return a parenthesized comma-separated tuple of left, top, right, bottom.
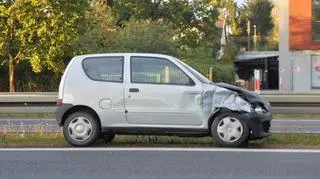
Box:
(212, 63, 235, 84)
(107, 19, 179, 56)
(0, 60, 60, 92)
(177, 44, 236, 84)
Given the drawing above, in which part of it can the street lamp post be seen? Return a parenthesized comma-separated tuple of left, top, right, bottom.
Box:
(253, 24, 257, 51)
(247, 20, 250, 51)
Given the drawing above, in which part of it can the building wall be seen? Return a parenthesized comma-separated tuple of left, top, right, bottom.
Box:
(279, 0, 292, 91)
(289, 0, 320, 50)
(291, 52, 312, 91)
(279, 0, 320, 92)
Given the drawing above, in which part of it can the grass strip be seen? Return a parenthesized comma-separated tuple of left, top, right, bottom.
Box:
(273, 114, 320, 119)
(1, 133, 320, 148)
(0, 113, 55, 119)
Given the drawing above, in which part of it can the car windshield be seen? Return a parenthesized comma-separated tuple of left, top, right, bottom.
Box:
(174, 58, 213, 84)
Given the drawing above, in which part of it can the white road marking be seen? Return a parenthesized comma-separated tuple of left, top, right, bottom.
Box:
(273, 119, 320, 122)
(0, 148, 320, 153)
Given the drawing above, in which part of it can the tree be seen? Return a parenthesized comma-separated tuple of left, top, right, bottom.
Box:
(219, 0, 243, 36)
(219, 0, 274, 50)
(266, 1, 279, 50)
(108, 0, 165, 26)
(108, 18, 179, 55)
(72, 1, 118, 54)
(165, 0, 219, 49)
(0, 0, 89, 92)
(243, 0, 274, 37)
(107, 0, 219, 49)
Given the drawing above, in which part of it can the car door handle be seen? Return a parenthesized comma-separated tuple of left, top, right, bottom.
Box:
(129, 88, 139, 92)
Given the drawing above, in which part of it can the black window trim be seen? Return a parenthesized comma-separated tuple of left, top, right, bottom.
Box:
(130, 56, 196, 86)
(81, 56, 125, 83)
(312, 0, 320, 42)
(311, 54, 320, 89)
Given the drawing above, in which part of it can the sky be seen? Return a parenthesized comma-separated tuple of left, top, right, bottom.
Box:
(236, 0, 245, 5)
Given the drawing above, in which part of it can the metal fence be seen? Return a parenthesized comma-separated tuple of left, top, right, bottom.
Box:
(0, 92, 320, 114)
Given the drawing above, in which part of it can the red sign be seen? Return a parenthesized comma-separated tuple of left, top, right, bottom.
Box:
(315, 66, 320, 72)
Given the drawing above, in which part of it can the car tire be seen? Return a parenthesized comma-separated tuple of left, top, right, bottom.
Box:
(211, 112, 249, 148)
(63, 111, 100, 147)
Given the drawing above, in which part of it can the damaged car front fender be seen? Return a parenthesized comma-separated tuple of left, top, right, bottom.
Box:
(202, 85, 252, 119)
(202, 82, 272, 119)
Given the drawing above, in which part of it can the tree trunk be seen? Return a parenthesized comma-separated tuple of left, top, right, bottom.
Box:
(9, 56, 15, 92)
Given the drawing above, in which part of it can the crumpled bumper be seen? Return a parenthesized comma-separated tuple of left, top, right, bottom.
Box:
(239, 111, 272, 140)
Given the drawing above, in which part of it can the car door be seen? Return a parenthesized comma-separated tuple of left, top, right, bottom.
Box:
(124, 56, 203, 126)
(80, 56, 127, 126)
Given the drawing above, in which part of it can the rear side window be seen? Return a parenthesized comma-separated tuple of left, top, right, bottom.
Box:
(82, 56, 124, 82)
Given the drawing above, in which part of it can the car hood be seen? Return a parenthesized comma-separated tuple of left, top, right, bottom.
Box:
(214, 82, 271, 109)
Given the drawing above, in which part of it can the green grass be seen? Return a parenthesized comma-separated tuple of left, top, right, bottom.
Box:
(249, 133, 320, 148)
(0, 113, 55, 119)
(273, 114, 320, 119)
(1, 133, 320, 148)
(0, 134, 65, 144)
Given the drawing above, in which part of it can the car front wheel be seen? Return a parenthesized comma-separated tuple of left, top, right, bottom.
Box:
(211, 112, 249, 148)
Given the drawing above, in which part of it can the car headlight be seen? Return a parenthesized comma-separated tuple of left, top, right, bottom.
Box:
(251, 103, 266, 113)
(254, 106, 263, 113)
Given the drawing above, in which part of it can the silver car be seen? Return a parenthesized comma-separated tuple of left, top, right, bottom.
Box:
(56, 53, 272, 147)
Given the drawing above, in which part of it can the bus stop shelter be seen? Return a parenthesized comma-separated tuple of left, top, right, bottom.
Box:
(234, 51, 279, 90)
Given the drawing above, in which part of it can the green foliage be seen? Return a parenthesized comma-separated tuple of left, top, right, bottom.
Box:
(107, 19, 179, 55)
(109, 0, 219, 49)
(219, 0, 245, 36)
(0, 0, 234, 91)
(111, 0, 164, 23)
(219, 41, 239, 65)
(177, 42, 236, 84)
(213, 63, 235, 83)
(243, 0, 274, 37)
(221, 0, 275, 51)
(166, 0, 219, 49)
(177, 44, 214, 70)
(72, 3, 118, 54)
(0, 0, 89, 72)
(15, 61, 60, 92)
(0, 61, 59, 92)
(266, 1, 279, 50)
(0, 0, 89, 91)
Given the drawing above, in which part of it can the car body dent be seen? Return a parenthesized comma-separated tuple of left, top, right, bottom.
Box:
(202, 84, 252, 120)
(215, 82, 271, 111)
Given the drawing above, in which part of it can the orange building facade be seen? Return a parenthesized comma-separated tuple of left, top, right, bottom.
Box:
(289, 0, 320, 50)
(279, 0, 320, 92)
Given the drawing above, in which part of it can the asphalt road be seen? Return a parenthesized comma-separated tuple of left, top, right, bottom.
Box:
(0, 148, 320, 179)
(1, 118, 320, 133)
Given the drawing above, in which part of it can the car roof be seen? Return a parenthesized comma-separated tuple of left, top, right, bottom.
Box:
(74, 53, 175, 59)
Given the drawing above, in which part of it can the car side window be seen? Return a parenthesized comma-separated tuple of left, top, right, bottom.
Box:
(131, 56, 194, 85)
(82, 56, 124, 82)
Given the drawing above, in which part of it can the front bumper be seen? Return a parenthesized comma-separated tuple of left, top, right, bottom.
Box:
(239, 111, 272, 140)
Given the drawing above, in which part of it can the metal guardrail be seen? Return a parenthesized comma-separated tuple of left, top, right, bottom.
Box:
(0, 92, 320, 114)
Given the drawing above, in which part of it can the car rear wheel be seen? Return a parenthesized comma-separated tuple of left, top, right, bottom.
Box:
(63, 111, 100, 147)
(211, 112, 249, 148)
